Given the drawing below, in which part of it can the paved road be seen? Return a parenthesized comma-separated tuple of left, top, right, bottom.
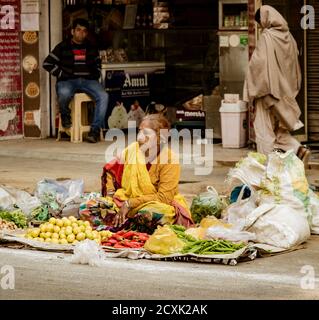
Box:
(0, 238, 319, 300)
(1, 141, 319, 300)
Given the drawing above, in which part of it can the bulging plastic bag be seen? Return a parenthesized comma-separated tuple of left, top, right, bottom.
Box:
(227, 152, 267, 190)
(190, 186, 225, 223)
(35, 178, 84, 207)
(205, 226, 256, 243)
(108, 103, 129, 129)
(0, 185, 41, 218)
(258, 151, 311, 216)
(144, 225, 185, 255)
(68, 239, 106, 267)
(247, 204, 310, 249)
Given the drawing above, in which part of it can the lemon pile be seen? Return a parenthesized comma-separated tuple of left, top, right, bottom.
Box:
(24, 216, 112, 245)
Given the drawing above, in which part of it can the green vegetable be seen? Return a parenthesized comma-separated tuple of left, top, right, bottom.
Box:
(169, 225, 245, 255)
(190, 190, 225, 223)
(31, 206, 50, 222)
(0, 209, 28, 229)
(181, 239, 245, 255)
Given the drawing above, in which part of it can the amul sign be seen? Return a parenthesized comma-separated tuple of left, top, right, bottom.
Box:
(0, 5, 15, 29)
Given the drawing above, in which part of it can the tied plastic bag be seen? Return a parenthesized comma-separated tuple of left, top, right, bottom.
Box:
(68, 239, 106, 267)
(35, 179, 84, 207)
(205, 226, 256, 243)
(227, 152, 267, 190)
(224, 186, 258, 231)
(108, 103, 129, 129)
(247, 204, 311, 249)
(144, 225, 185, 255)
(190, 186, 225, 223)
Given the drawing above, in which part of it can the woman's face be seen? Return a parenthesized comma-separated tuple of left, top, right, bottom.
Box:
(137, 120, 159, 154)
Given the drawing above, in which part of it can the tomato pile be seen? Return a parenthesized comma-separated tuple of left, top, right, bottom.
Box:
(102, 230, 150, 249)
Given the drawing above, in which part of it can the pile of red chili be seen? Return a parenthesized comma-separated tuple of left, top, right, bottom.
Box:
(102, 230, 150, 249)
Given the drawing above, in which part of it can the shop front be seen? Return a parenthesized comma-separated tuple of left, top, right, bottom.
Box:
(0, 0, 313, 143)
(0, 0, 50, 140)
(0, 0, 23, 140)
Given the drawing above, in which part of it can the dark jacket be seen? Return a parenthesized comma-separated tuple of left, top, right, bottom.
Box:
(43, 39, 101, 82)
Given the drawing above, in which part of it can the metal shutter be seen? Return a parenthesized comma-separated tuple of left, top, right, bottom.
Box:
(307, 1, 319, 141)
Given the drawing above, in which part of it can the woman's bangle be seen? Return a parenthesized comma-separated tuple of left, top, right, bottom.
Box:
(124, 200, 131, 210)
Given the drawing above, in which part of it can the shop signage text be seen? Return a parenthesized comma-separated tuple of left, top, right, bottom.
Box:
(123, 73, 148, 88)
(0, 5, 15, 30)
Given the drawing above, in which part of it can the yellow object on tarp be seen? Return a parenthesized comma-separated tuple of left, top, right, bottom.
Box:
(200, 217, 232, 229)
(185, 217, 233, 240)
(144, 225, 186, 255)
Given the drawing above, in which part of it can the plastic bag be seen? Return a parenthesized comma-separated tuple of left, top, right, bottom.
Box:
(108, 103, 128, 129)
(258, 151, 311, 216)
(190, 186, 225, 223)
(68, 239, 106, 267)
(308, 190, 319, 235)
(227, 152, 267, 190)
(0, 185, 41, 218)
(186, 217, 232, 240)
(247, 204, 310, 249)
(144, 225, 185, 255)
(205, 225, 256, 243)
(224, 186, 258, 231)
(35, 178, 84, 207)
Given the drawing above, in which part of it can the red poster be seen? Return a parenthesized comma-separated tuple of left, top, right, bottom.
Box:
(0, 0, 23, 139)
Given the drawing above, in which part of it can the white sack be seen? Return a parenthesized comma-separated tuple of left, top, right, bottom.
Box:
(247, 204, 310, 249)
(308, 189, 319, 235)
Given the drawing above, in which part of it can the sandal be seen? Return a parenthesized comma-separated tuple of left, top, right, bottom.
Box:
(297, 145, 311, 168)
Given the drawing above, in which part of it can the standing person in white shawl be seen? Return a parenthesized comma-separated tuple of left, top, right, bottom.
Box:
(244, 5, 310, 165)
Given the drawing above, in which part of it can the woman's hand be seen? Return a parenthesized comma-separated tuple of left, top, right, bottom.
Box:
(114, 200, 130, 227)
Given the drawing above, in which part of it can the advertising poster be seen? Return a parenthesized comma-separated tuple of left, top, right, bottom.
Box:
(0, 0, 23, 140)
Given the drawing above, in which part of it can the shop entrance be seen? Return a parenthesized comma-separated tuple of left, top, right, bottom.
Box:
(53, 0, 220, 132)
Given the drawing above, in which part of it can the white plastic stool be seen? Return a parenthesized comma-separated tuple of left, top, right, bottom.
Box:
(56, 102, 76, 142)
(74, 93, 104, 142)
(57, 93, 103, 143)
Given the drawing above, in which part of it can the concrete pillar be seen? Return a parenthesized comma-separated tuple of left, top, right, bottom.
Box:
(38, 0, 62, 138)
(49, 0, 63, 137)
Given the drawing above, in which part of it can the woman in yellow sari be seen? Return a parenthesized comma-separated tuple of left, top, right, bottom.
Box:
(101, 114, 194, 233)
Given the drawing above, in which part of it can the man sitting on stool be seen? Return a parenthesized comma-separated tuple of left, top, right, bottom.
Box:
(43, 18, 108, 143)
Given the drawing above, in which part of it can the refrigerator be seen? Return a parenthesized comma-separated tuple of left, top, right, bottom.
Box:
(218, 0, 249, 99)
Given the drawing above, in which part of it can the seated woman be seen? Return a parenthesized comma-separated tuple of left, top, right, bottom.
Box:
(101, 114, 194, 233)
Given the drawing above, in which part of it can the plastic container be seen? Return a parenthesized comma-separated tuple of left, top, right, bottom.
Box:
(219, 100, 248, 148)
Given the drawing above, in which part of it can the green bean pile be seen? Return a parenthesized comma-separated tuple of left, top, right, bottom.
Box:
(170, 225, 245, 255)
(181, 239, 245, 255)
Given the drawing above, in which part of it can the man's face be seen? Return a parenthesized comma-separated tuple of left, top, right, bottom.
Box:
(71, 25, 88, 44)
